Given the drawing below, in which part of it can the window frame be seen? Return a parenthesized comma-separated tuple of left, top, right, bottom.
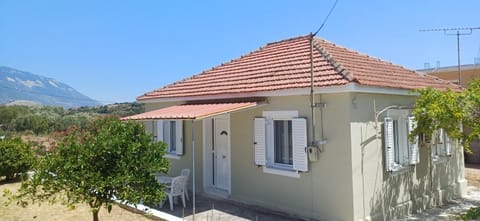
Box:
(155, 120, 183, 158)
(431, 128, 452, 162)
(384, 109, 419, 173)
(268, 119, 294, 169)
(254, 111, 308, 178)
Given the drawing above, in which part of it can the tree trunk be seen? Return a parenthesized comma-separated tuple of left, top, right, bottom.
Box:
(92, 210, 99, 221)
(89, 199, 102, 221)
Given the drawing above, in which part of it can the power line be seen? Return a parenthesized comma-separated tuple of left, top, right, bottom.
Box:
(313, 0, 339, 36)
(420, 27, 480, 85)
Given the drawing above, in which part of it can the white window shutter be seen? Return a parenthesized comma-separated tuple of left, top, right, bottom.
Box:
(156, 120, 164, 142)
(384, 117, 395, 172)
(437, 128, 445, 144)
(292, 118, 308, 172)
(408, 116, 419, 165)
(254, 118, 266, 166)
(445, 134, 452, 156)
(175, 120, 184, 155)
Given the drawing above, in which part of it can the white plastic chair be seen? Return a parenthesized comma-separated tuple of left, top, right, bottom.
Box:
(162, 176, 187, 211)
(181, 168, 191, 200)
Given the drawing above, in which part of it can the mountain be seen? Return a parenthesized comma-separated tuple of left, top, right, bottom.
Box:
(0, 66, 101, 108)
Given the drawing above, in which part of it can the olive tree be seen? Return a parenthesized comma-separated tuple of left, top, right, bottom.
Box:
(10, 116, 169, 221)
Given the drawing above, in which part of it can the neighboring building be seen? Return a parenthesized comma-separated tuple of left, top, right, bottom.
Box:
(123, 35, 467, 221)
(419, 64, 480, 164)
(418, 64, 480, 88)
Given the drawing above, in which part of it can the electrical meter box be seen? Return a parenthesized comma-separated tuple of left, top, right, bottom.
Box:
(308, 146, 319, 162)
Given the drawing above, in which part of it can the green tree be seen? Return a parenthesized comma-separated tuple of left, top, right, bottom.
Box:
(29, 114, 49, 135)
(0, 105, 30, 131)
(0, 137, 36, 181)
(411, 80, 480, 153)
(10, 116, 169, 221)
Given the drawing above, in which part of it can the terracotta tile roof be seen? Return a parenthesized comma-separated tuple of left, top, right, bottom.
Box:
(139, 35, 461, 100)
(121, 102, 258, 120)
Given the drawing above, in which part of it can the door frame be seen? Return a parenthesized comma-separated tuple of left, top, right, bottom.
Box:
(202, 114, 231, 195)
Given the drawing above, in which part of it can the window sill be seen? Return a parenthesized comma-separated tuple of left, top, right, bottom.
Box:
(432, 155, 450, 164)
(262, 166, 300, 178)
(164, 154, 181, 160)
(389, 164, 411, 175)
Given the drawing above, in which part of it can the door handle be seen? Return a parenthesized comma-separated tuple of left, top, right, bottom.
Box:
(222, 155, 226, 159)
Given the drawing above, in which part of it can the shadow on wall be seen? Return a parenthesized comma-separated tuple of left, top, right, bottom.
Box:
(368, 141, 460, 221)
(357, 121, 414, 221)
(368, 169, 413, 221)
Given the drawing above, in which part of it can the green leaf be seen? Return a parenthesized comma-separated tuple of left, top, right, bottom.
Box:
(10, 116, 169, 221)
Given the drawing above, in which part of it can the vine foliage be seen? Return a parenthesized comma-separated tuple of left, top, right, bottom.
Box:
(411, 80, 480, 153)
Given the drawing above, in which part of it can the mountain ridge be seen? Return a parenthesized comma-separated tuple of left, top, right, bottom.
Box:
(0, 66, 101, 108)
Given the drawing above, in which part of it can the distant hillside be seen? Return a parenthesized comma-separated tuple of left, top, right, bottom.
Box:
(0, 66, 101, 108)
(68, 102, 145, 117)
(0, 102, 144, 135)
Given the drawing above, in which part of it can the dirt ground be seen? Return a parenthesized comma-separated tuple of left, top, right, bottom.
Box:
(465, 163, 480, 188)
(21, 134, 58, 152)
(0, 182, 160, 221)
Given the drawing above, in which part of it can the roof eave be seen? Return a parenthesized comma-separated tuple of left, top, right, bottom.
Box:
(137, 83, 423, 103)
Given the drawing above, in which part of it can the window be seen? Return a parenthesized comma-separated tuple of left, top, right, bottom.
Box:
(432, 128, 452, 161)
(254, 111, 308, 175)
(384, 109, 419, 172)
(274, 120, 293, 165)
(155, 120, 183, 155)
(163, 121, 177, 153)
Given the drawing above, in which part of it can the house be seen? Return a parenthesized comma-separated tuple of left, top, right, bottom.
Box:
(123, 35, 467, 221)
(418, 64, 480, 164)
(418, 63, 480, 88)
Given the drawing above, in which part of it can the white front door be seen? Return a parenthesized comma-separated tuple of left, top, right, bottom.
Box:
(213, 117, 230, 191)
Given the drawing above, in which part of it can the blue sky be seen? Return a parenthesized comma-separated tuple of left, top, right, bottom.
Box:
(1, 1, 479, 103)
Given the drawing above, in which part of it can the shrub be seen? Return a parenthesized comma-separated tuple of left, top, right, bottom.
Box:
(0, 137, 36, 181)
(456, 207, 480, 221)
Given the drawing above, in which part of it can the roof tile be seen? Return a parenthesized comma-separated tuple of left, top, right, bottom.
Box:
(121, 102, 258, 120)
(139, 35, 460, 100)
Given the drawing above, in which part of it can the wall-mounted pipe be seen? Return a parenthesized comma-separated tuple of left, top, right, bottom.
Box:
(373, 99, 412, 130)
(309, 33, 317, 147)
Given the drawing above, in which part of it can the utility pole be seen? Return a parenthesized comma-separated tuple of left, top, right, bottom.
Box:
(420, 27, 480, 86)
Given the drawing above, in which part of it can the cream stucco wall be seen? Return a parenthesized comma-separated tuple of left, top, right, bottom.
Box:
(229, 94, 354, 221)
(348, 93, 467, 221)
(141, 91, 467, 221)
(143, 95, 355, 220)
